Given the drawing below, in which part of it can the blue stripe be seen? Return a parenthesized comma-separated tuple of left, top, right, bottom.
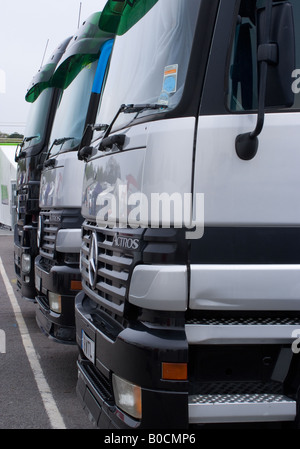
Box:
(92, 39, 114, 94)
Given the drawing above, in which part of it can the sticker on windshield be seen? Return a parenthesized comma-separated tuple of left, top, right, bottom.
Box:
(163, 64, 178, 93)
(158, 64, 178, 106)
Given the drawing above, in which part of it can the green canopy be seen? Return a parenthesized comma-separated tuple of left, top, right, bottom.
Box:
(25, 36, 72, 103)
(99, 0, 159, 35)
(51, 11, 114, 90)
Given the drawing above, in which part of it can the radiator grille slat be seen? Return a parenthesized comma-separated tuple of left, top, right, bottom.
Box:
(39, 211, 59, 261)
(81, 222, 136, 317)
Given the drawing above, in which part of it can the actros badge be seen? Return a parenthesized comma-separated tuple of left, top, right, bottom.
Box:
(112, 233, 140, 250)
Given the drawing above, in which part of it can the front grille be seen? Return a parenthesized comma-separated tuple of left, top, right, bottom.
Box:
(39, 211, 59, 261)
(17, 189, 27, 224)
(36, 294, 50, 309)
(81, 222, 136, 317)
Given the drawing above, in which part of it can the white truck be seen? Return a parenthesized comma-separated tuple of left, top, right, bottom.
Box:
(75, 0, 300, 428)
(14, 37, 71, 300)
(35, 12, 114, 343)
(0, 145, 17, 229)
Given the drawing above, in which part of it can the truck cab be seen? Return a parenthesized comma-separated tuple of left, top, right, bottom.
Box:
(75, 0, 300, 428)
(14, 37, 71, 301)
(35, 12, 114, 344)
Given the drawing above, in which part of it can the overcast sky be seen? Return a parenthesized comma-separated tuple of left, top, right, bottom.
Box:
(0, 0, 106, 134)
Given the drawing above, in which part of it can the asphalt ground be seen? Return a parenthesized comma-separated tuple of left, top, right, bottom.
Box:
(0, 230, 95, 429)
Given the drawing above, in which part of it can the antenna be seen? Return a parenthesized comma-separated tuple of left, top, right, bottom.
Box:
(78, 2, 82, 28)
(40, 39, 49, 69)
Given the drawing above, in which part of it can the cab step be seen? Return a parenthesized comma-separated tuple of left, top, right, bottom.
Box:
(188, 382, 296, 424)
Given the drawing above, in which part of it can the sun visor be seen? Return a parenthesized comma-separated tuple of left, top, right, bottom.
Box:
(99, 0, 159, 35)
(25, 36, 72, 103)
(51, 11, 115, 90)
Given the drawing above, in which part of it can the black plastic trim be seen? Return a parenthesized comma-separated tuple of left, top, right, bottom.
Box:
(75, 290, 189, 428)
(190, 226, 300, 264)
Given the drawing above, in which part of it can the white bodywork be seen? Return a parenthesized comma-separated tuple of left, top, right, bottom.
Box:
(0, 146, 17, 228)
(194, 113, 300, 226)
(190, 112, 300, 311)
(39, 152, 85, 252)
(39, 152, 85, 209)
(88, 110, 300, 312)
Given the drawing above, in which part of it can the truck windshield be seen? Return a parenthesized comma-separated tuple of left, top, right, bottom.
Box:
(22, 87, 54, 151)
(95, 0, 200, 133)
(48, 60, 98, 157)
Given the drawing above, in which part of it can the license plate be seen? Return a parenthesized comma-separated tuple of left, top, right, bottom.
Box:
(35, 274, 41, 292)
(81, 330, 95, 364)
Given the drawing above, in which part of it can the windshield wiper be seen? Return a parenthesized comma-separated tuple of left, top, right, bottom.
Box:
(15, 135, 39, 161)
(91, 103, 167, 143)
(24, 134, 39, 143)
(123, 103, 168, 114)
(79, 104, 168, 159)
(52, 137, 74, 147)
(46, 137, 74, 159)
(92, 123, 109, 132)
(102, 103, 168, 141)
(44, 137, 74, 167)
(80, 123, 109, 148)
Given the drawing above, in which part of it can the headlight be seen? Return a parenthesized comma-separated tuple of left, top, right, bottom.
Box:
(48, 292, 62, 313)
(112, 374, 142, 420)
(21, 254, 31, 273)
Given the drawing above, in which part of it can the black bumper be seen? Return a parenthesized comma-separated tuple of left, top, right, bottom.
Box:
(34, 255, 81, 344)
(75, 291, 189, 429)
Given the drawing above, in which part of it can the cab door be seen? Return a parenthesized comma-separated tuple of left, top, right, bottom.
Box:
(190, 0, 300, 311)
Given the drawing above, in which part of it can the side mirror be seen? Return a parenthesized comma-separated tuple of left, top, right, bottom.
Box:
(236, 1, 295, 161)
(78, 146, 93, 161)
(44, 158, 56, 168)
(15, 143, 26, 162)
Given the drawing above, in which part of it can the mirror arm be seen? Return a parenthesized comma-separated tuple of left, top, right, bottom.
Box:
(235, 0, 273, 161)
(250, 59, 268, 140)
